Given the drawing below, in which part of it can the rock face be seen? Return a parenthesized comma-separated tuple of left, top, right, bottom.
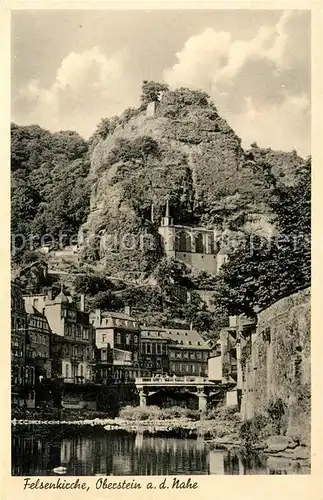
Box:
(79, 88, 305, 278)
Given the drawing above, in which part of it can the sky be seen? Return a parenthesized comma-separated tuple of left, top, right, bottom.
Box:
(11, 9, 311, 157)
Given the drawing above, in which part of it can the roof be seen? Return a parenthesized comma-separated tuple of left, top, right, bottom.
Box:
(101, 311, 137, 321)
(140, 325, 209, 348)
(141, 330, 169, 340)
(54, 291, 70, 304)
(25, 303, 43, 316)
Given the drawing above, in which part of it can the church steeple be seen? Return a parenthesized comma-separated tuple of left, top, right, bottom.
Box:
(161, 199, 174, 227)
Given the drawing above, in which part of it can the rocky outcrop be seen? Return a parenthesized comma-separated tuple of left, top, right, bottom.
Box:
(79, 88, 286, 278)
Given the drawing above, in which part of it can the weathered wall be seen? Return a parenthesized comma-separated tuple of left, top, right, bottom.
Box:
(241, 288, 310, 442)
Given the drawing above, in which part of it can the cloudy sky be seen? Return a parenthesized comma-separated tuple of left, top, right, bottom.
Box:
(12, 9, 311, 157)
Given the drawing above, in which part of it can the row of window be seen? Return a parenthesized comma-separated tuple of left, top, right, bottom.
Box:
(114, 332, 138, 345)
(64, 363, 91, 379)
(99, 318, 138, 329)
(169, 363, 205, 375)
(11, 317, 26, 333)
(63, 345, 93, 360)
(175, 231, 215, 254)
(26, 348, 49, 359)
(169, 350, 208, 360)
(141, 342, 167, 355)
(65, 323, 90, 340)
(29, 332, 49, 346)
(29, 318, 49, 331)
(99, 369, 137, 380)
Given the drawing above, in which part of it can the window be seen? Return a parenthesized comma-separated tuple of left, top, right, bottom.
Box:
(83, 328, 89, 340)
(169, 351, 175, 359)
(126, 334, 131, 345)
(185, 364, 189, 373)
(183, 351, 188, 359)
(102, 334, 107, 343)
(196, 351, 201, 359)
(65, 364, 69, 378)
(134, 335, 138, 344)
(156, 344, 162, 355)
(192, 364, 196, 373)
(176, 352, 181, 359)
(189, 352, 195, 359)
(146, 343, 151, 354)
(116, 332, 121, 344)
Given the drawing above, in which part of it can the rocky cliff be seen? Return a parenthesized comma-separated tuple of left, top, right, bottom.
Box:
(79, 86, 306, 279)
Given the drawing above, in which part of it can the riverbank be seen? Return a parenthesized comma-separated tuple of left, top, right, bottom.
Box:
(11, 406, 310, 464)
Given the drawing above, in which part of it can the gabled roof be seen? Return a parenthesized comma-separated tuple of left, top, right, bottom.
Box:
(25, 303, 43, 316)
(101, 311, 137, 321)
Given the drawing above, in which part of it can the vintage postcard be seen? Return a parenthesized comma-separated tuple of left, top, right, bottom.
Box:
(1, 1, 322, 499)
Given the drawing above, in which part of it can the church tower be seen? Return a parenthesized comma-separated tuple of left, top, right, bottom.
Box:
(158, 200, 176, 256)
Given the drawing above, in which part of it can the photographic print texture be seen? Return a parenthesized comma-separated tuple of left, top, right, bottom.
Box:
(10, 8, 311, 477)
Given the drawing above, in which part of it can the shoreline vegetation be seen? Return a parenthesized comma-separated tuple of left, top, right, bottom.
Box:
(11, 405, 310, 463)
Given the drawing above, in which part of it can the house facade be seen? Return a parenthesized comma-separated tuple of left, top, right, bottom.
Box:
(24, 290, 96, 384)
(90, 308, 141, 383)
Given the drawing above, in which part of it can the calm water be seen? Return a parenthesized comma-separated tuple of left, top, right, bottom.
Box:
(12, 426, 309, 476)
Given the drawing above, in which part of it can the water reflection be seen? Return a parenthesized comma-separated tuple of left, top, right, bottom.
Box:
(11, 426, 309, 476)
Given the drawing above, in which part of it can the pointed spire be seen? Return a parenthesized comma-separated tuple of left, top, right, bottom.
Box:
(165, 199, 170, 218)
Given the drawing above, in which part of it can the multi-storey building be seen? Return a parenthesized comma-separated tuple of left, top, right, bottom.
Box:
(165, 328, 212, 377)
(11, 282, 31, 406)
(24, 290, 96, 384)
(139, 325, 212, 378)
(139, 326, 170, 375)
(25, 304, 52, 378)
(90, 308, 141, 383)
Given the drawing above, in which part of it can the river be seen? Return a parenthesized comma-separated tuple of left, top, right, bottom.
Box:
(12, 426, 309, 475)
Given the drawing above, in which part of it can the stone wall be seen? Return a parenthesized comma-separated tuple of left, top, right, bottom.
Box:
(241, 288, 310, 443)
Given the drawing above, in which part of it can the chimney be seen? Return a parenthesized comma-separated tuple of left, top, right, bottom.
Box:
(95, 308, 101, 325)
(80, 294, 85, 312)
(124, 305, 131, 316)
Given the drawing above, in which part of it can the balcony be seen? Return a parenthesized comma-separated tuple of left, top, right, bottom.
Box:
(63, 376, 90, 384)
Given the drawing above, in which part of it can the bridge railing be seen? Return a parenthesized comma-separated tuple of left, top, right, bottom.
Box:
(135, 376, 209, 384)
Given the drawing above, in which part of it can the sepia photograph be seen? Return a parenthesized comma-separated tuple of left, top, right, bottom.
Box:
(10, 8, 311, 477)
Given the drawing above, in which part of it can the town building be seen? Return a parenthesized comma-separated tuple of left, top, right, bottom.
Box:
(90, 307, 141, 383)
(158, 201, 228, 274)
(139, 326, 170, 375)
(25, 304, 52, 378)
(139, 325, 212, 378)
(165, 328, 212, 377)
(23, 289, 97, 409)
(11, 282, 33, 407)
(25, 303, 52, 406)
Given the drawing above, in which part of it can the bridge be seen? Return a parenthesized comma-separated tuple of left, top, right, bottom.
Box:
(135, 376, 221, 411)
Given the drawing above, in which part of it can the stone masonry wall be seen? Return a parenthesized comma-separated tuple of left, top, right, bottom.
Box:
(241, 288, 310, 443)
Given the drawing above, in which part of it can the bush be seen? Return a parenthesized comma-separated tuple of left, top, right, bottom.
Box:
(118, 405, 200, 421)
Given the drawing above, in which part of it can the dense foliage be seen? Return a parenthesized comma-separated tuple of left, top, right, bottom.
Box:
(211, 155, 311, 315)
(11, 124, 91, 260)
